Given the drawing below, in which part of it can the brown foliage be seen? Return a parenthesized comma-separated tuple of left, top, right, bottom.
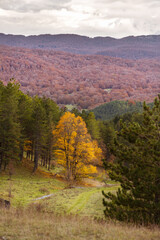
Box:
(0, 45, 160, 109)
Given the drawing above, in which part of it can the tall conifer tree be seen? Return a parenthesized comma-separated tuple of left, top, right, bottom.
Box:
(0, 80, 20, 170)
(103, 95, 160, 225)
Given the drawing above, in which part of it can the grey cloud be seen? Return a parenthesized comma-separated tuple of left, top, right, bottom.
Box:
(0, 0, 71, 12)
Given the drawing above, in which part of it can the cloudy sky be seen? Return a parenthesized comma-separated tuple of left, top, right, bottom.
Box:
(0, 0, 160, 38)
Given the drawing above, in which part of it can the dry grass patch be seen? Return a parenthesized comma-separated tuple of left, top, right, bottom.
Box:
(0, 206, 160, 240)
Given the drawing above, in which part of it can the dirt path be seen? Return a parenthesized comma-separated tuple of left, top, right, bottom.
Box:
(82, 178, 106, 187)
(66, 188, 101, 214)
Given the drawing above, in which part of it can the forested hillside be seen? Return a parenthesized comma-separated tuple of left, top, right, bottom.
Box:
(0, 45, 160, 109)
(91, 100, 153, 120)
(0, 33, 160, 59)
(0, 80, 101, 175)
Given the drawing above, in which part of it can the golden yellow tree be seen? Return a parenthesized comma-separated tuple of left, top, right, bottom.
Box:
(53, 112, 102, 181)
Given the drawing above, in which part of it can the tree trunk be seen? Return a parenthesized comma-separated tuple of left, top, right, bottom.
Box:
(154, 183, 160, 224)
(19, 145, 24, 161)
(0, 151, 3, 171)
(31, 150, 33, 161)
(33, 142, 39, 172)
(48, 154, 51, 170)
(3, 160, 7, 171)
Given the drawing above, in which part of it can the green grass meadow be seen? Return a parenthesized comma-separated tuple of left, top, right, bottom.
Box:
(0, 161, 66, 206)
(0, 161, 117, 218)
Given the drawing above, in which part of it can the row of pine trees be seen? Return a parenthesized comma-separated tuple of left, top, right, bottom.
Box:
(0, 80, 60, 172)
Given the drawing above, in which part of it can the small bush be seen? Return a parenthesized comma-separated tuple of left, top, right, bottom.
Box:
(39, 187, 50, 194)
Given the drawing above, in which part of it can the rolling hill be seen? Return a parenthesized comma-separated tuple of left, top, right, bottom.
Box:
(0, 44, 160, 109)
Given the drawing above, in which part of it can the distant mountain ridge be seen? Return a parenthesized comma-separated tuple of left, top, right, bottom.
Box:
(0, 33, 160, 59)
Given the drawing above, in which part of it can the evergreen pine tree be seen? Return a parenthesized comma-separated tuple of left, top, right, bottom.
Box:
(40, 97, 60, 170)
(85, 112, 100, 140)
(102, 95, 160, 225)
(31, 96, 46, 172)
(17, 92, 33, 161)
(0, 80, 20, 170)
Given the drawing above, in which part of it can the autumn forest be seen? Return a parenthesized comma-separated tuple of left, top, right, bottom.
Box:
(0, 80, 103, 175)
(0, 43, 160, 109)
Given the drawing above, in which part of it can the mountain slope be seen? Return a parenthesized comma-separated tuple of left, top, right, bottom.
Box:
(0, 45, 160, 109)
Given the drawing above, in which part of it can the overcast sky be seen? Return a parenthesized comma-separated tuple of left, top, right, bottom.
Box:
(0, 0, 160, 38)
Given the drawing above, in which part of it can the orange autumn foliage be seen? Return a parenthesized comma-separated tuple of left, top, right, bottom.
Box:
(53, 112, 102, 181)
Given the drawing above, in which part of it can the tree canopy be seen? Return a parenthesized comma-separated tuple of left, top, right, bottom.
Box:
(53, 112, 102, 181)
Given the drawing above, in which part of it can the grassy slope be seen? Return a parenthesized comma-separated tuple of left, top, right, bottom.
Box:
(42, 186, 118, 218)
(1, 161, 160, 240)
(0, 160, 118, 218)
(0, 160, 66, 206)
